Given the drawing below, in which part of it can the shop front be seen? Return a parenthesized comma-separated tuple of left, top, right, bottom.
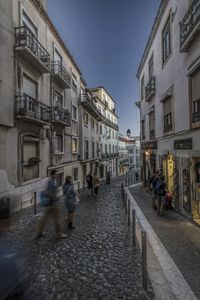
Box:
(141, 141, 157, 187)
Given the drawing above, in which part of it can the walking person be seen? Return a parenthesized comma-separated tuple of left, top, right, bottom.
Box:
(135, 171, 139, 183)
(63, 176, 77, 230)
(37, 170, 66, 239)
(86, 172, 93, 197)
(106, 169, 111, 184)
(157, 174, 166, 216)
(93, 173, 100, 197)
(152, 169, 161, 210)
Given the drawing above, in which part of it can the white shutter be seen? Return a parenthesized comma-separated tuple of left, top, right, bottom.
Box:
(191, 68, 200, 102)
(163, 97, 172, 115)
(23, 75, 37, 98)
(22, 12, 37, 36)
(23, 142, 37, 162)
(54, 49, 62, 63)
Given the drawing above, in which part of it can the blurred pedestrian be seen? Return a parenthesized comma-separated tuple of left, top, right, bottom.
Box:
(86, 172, 93, 197)
(63, 176, 77, 230)
(106, 170, 111, 184)
(93, 173, 100, 197)
(157, 174, 166, 216)
(36, 170, 66, 239)
(151, 169, 161, 210)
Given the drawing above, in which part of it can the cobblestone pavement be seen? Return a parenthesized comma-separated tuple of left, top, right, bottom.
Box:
(130, 185, 200, 299)
(2, 178, 154, 300)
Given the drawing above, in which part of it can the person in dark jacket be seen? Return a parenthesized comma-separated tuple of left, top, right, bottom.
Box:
(151, 169, 162, 210)
(157, 174, 166, 216)
(63, 176, 77, 229)
(86, 172, 93, 197)
(37, 170, 66, 238)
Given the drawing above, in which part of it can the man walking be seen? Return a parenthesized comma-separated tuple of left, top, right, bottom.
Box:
(86, 172, 93, 197)
(37, 170, 66, 239)
(106, 169, 111, 184)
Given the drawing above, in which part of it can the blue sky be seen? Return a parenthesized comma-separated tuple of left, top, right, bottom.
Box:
(47, 0, 160, 136)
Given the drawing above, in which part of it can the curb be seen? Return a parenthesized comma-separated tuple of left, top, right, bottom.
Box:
(125, 185, 197, 300)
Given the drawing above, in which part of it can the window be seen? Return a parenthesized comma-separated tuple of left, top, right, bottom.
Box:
(149, 111, 155, 139)
(72, 73, 78, 91)
(72, 138, 78, 153)
(108, 129, 111, 139)
(22, 136, 39, 182)
(112, 130, 114, 139)
(23, 74, 37, 98)
(54, 91, 63, 108)
(54, 48, 62, 63)
(105, 144, 108, 154)
(85, 140, 89, 159)
(57, 172, 64, 187)
(55, 134, 63, 153)
(141, 120, 145, 140)
(96, 143, 99, 157)
(112, 145, 114, 153)
(22, 11, 37, 36)
(129, 148, 133, 154)
(141, 75, 145, 101)
(100, 143, 103, 154)
(92, 141, 95, 158)
(84, 113, 88, 126)
(109, 144, 111, 154)
(100, 125, 102, 135)
(72, 121, 78, 135)
(191, 68, 200, 123)
(96, 123, 99, 133)
(163, 97, 172, 132)
(149, 54, 154, 79)
(91, 118, 95, 130)
(73, 167, 78, 182)
(72, 105, 77, 121)
(162, 16, 171, 65)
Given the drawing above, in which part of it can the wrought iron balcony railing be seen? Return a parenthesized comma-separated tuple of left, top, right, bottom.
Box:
(145, 76, 156, 101)
(180, 0, 200, 51)
(150, 129, 155, 140)
(80, 94, 103, 121)
(52, 61, 71, 88)
(15, 26, 50, 72)
(51, 106, 71, 126)
(15, 94, 51, 123)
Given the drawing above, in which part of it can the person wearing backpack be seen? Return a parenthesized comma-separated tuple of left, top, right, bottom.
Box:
(157, 174, 166, 216)
(63, 176, 77, 230)
(36, 170, 67, 239)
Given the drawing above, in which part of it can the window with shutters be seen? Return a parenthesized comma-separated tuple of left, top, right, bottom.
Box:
(55, 134, 63, 153)
(149, 111, 155, 139)
(91, 118, 95, 130)
(85, 140, 89, 159)
(72, 138, 78, 153)
(73, 167, 78, 182)
(149, 54, 154, 79)
(141, 75, 145, 101)
(162, 16, 171, 65)
(23, 75, 37, 99)
(191, 68, 200, 123)
(54, 91, 63, 108)
(84, 113, 88, 126)
(92, 141, 95, 158)
(22, 11, 37, 36)
(72, 105, 77, 121)
(141, 120, 145, 140)
(163, 97, 172, 132)
(22, 135, 39, 182)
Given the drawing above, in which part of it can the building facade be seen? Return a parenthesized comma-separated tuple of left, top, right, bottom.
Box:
(126, 136, 141, 172)
(0, 0, 119, 211)
(118, 135, 129, 175)
(137, 0, 200, 223)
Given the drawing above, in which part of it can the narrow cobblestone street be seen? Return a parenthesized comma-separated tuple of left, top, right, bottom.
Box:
(2, 178, 154, 300)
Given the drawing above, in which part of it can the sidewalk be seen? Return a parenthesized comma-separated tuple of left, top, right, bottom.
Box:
(2, 178, 154, 300)
(129, 185, 200, 299)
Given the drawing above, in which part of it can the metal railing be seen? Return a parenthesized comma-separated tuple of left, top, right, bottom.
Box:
(52, 61, 71, 87)
(180, 0, 200, 50)
(51, 106, 71, 126)
(15, 94, 51, 122)
(15, 26, 50, 70)
(145, 77, 155, 100)
(80, 94, 103, 121)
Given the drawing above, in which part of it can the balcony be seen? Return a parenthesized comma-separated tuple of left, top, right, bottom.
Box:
(145, 77, 156, 101)
(102, 116, 119, 131)
(51, 106, 71, 126)
(80, 94, 103, 121)
(15, 94, 51, 124)
(15, 26, 50, 73)
(180, 0, 200, 52)
(150, 129, 155, 140)
(52, 61, 71, 88)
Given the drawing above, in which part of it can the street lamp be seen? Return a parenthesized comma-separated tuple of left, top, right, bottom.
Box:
(126, 129, 131, 138)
